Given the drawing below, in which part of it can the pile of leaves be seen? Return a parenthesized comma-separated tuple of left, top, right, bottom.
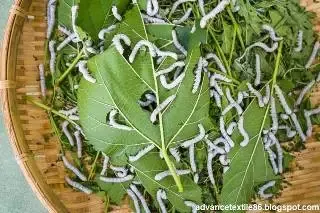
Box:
(31, 0, 320, 212)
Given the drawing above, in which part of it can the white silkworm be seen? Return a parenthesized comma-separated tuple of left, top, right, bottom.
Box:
(150, 95, 176, 123)
(270, 97, 278, 133)
(223, 88, 243, 115)
(71, 6, 80, 41)
(109, 109, 133, 131)
(207, 151, 216, 186)
(58, 25, 72, 36)
(191, 24, 196, 33)
(147, 0, 159, 16)
(210, 73, 232, 83)
(74, 131, 82, 158)
(129, 40, 157, 63)
(62, 156, 87, 181)
(258, 181, 276, 199)
(180, 124, 205, 148)
(220, 116, 235, 147)
(305, 41, 320, 68)
(263, 84, 271, 104)
(170, 0, 196, 16)
(280, 113, 289, 120)
(69, 115, 80, 120)
(249, 42, 279, 53)
(112, 5, 122, 21)
(210, 79, 224, 96)
(62, 121, 75, 146)
(57, 33, 77, 51)
(247, 83, 265, 107)
(130, 185, 151, 213)
(304, 108, 320, 137)
(219, 155, 230, 166)
(127, 189, 141, 213)
(139, 93, 156, 107)
(142, 14, 166, 23)
(266, 147, 279, 174)
(98, 25, 117, 40)
(193, 173, 199, 183)
(238, 116, 249, 147)
(159, 72, 186, 90)
(295, 80, 315, 108)
(206, 137, 229, 153)
(155, 49, 178, 60)
(59, 107, 78, 116)
(290, 113, 306, 141)
(65, 176, 92, 194)
(38, 64, 46, 97)
(294, 30, 303, 52)
(211, 89, 222, 108)
(110, 165, 128, 178)
(184, 201, 198, 213)
(129, 144, 156, 162)
(206, 53, 227, 73)
(156, 189, 167, 213)
(172, 30, 187, 56)
(156, 61, 185, 77)
(189, 144, 197, 172)
(255, 54, 261, 86)
(154, 169, 191, 181)
(100, 153, 109, 176)
(112, 34, 131, 55)
(49, 40, 56, 73)
(198, 0, 206, 16)
(100, 175, 134, 183)
(262, 25, 283, 42)
(47, 0, 57, 39)
(274, 85, 292, 115)
(173, 8, 193, 25)
(226, 122, 237, 135)
(268, 132, 283, 173)
(279, 125, 296, 138)
(200, 0, 230, 28)
(77, 61, 96, 83)
(169, 147, 181, 162)
(192, 57, 204, 94)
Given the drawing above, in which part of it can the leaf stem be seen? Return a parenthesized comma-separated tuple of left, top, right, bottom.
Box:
(228, 26, 237, 66)
(88, 151, 101, 180)
(227, 7, 245, 50)
(272, 41, 283, 90)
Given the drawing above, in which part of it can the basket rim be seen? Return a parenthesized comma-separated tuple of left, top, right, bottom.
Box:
(0, 0, 68, 212)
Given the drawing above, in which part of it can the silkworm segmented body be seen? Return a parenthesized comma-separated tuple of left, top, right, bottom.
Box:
(49, 40, 56, 73)
(77, 61, 97, 83)
(109, 109, 133, 131)
(207, 151, 216, 186)
(71, 6, 80, 40)
(270, 97, 278, 133)
(210, 73, 232, 83)
(130, 185, 151, 213)
(223, 88, 243, 115)
(220, 116, 235, 147)
(181, 124, 205, 148)
(206, 53, 227, 73)
(155, 48, 178, 60)
(58, 25, 72, 36)
(156, 61, 185, 77)
(59, 107, 78, 116)
(169, 147, 181, 162)
(193, 173, 199, 183)
(62, 156, 87, 181)
(189, 144, 197, 172)
(219, 155, 230, 166)
(38, 64, 46, 97)
(262, 25, 283, 41)
(238, 116, 249, 147)
(112, 34, 131, 55)
(160, 72, 186, 90)
(65, 176, 92, 194)
(304, 108, 320, 137)
(255, 54, 261, 86)
(112, 5, 122, 21)
(98, 25, 117, 40)
(211, 89, 222, 108)
(57, 33, 77, 51)
(295, 80, 315, 108)
(258, 181, 276, 199)
(129, 40, 157, 63)
(170, 0, 196, 17)
(247, 83, 265, 107)
(142, 14, 166, 24)
(74, 131, 82, 158)
(110, 165, 128, 177)
(138, 93, 156, 107)
(192, 57, 204, 94)
(198, 0, 206, 16)
(154, 169, 191, 181)
(263, 85, 271, 104)
(100, 153, 109, 176)
(278, 125, 296, 138)
(172, 30, 187, 56)
(173, 8, 193, 25)
(62, 121, 75, 146)
(210, 79, 224, 96)
(129, 144, 156, 162)
(147, 0, 159, 16)
(127, 189, 141, 213)
(200, 0, 230, 28)
(150, 95, 176, 123)
(290, 113, 306, 141)
(156, 189, 167, 213)
(280, 113, 289, 120)
(226, 122, 237, 135)
(206, 137, 228, 154)
(294, 30, 303, 52)
(100, 174, 134, 183)
(305, 41, 320, 68)
(274, 85, 292, 115)
(47, 0, 57, 39)
(268, 132, 283, 173)
(184, 201, 198, 213)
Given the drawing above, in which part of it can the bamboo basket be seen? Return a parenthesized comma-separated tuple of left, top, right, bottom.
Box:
(0, 0, 320, 212)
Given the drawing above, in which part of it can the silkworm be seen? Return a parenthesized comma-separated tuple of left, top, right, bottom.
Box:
(294, 30, 303, 52)
(109, 109, 133, 131)
(274, 85, 292, 115)
(156, 189, 167, 213)
(247, 83, 265, 107)
(223, 88, 243, 115)
(100, 153, 109, 176)
(132, 180, 142, 185)
(71, 6, 80, 40)
(200, 0, 230, 28)
(159, 72, 186, 90)
(49, 40, 56, 73)
(207, 151, 216, 186)
(129, 144, 156, 162)
(193, 173, 199, 183)
(220, 116, 235, 147)
(62, 121, 75, 146)
(211, 89, 222, 108)
(77, 60, 96, 83)
(57, 33, 77, 51)
(192, 57, 204, 94)
(219, 154, 230, 166)
(266, 147, 279, 174)
(210, 79, 224, 96)
(110, 165, 128, 178)
(129, 40, 157, 63)
(155, 48, 178, 60)
(255, 54, 261, 86)
(112, 34, 131, 55)
(170, 0, 196, 16)
(59, 107, 78, 116)
(210, 73, 232, 83)
(62, 156, 87, 181)
(172, 30, 187, 56)
(156, 61, 185, 77)
(98, 25, 117, 41)
(58, 25, 72, 36)
(189, 144, 197, 172)
(173, 8, 193, 25)
(154, 169, 191, 181)
(142, 14, 166, 24)
(74, 131, 82, 158)
(270, 97, 278, 133)
(147, 0, 159, 16)
(69, 115, 80, 121)
(100, 175, 134, 183)
(138, 94, 156, 107)
(184, 201, 197, 213)
(127, 189, 141, 213)
(130, 185, 151, 213)
(295, 80, 315, 108)
(226, 122, 237, 135)
(38, 64, 46, 97)
(258, 181, 276, 199)
(112, 5, 122, 21)
(263, 84, 271, 104)
(206, 136, 228, 154)
(238, 116, 250, 147)
(268, 132, 283, 173)
(290, 113, 306, 141)
(304, 108, 320, 137)
(191, 24, 196, 33)
(65, 176, 92, 194)
(198, 0, 206, 16)
(180, 124, 205, 148)
(150, 95, 176, 123)
(169, 147, 181, 162)
(206, 53, 227, 73)
(250, 42, 279, 53)
(280, 113, 289, 120)
(47, 0, 57, 39)
(262, 25, 283, 41)
(278, 125, 296, 138)
(305, 41, 320, 68)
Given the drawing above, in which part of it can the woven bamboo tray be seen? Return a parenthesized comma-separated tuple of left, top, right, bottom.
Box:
(0, 0, 320, 212)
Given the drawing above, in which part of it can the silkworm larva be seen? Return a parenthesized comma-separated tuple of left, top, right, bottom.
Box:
(192, 57, 204, 94)
(169, 147, 181, 162)
(262, 25, 283, 41)
(226, 122, 237, 135)
(258, 181, 276, 199)
(207, 151, 216, 186)
(154, 169, 191, 181)
(156, 61, 185, 77)
(184, 200, 198, 213)
(205, 136, 227, 154)
(247, 83, 265, 107)
(266, 147, 279, 174)
(58, 25, 72, 36)
(210, 79, 224, 96)
(112, 34, 131, 55)
(294, 30, 303, 52)
(200, 0, 230, 28)
(270, 97, 278, 133)
(305, 41, 320, 68)
(156, 189, 167, 213)
(110, 165, 128, 178)
(220, 116, 235, 148)
(278, 125, 296, 138)
(49, 40, 56, 73)
(223, 88, 243, 115)
(159, 72, 186, 90)
(129, 40, 157, 63)
(74, 131, 82, 158)
(138, 93, 157, 107)
(109, 109, 133, 131)
(62, 156, 87, 181)
(238, 116, 250, 147)
(290, 113, 306, 141)
(129, 144, 156, 162)
(172, 30, 187, 56)
(198, 0, 206, 16)
(127, 189, 141, 213)
(59, 107, 78, 116)
(57, 33, 77, 51)
(255, 54, 261, 86)
(280, 113, 289, 120)
(77, 61, 97, 83)
(193, 173, 199, 183)
(142, 14, 166, 24)
(65, 176, 92, 194)
(191, 24, 196, 33)
(130, 185, 151, 213)
(295, 80, 315, 108)
(304, 108, 320, 137)
(206, 53, 227, 73)
(211, 89, 222, 108)
(62, 121, 75, 146)
(100, 153, 109, 176)
(38, 64, 46, 97)
(98, 25, 117, 41)
(268, 132, 283, 173)
(150, 95, 176, 123)
(146, 0, 159, 16)
(112, 5, 122, 21)
(180, 124, 205, 148)
(100, 174, 134, 183)
(155, 49, 178, 60)
(173, 8, 193, 25)
(189, 144, 197, 172)
(71, 6, 80, 41)
(263, 84, 271, 104)
(47, 0, 57, 39)
(274, 85, 292, 115)
(219, 154, 230, 166)
(169, 0, 196, 17)
(250, 42, 279, 53)
(210, 73, 232, 83)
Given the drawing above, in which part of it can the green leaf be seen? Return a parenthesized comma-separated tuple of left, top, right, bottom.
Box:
(57, 0, 73, 28)
(221, 22, 233, 55)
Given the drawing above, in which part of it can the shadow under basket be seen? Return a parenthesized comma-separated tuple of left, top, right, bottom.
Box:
(0, 0, 320, 212)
